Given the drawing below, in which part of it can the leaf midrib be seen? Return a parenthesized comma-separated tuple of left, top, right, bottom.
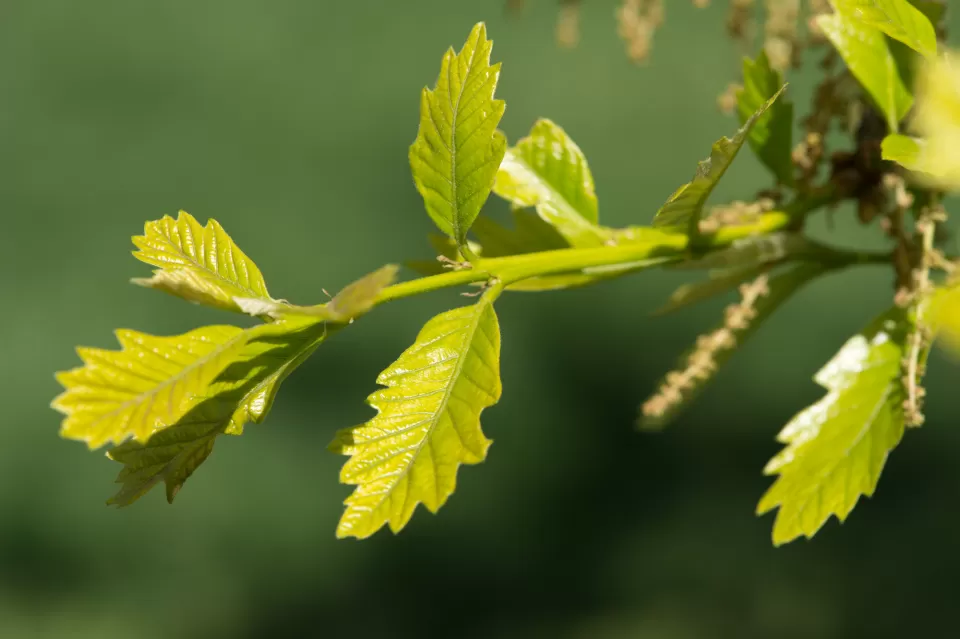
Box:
(112, 324, 327, 501)
(152, 225, 269, 300)
(447, 35, 482, 243)
(86, 329, 247, 445)
(368, 302, 489, 517)
(788, 364, 896, 528)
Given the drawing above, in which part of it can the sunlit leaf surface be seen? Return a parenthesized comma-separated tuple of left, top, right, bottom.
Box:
(833, 0, 937, 59)
(53, 325, 247, 448)
(333, 297, 502, 539)
(131, 211, 274, 313)
(757, 308, 913, 545)
(409, 23, 506, 246)
(107, 317, 327, 505)
(493, 118, 609, 246)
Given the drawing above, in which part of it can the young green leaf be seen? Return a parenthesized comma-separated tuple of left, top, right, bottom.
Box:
(107, 316, 328, 505)
(883, 54, 960, 188)
(642, 264, 827, 430)
(493, 118, 610, 246)
(409, 23, 507, 249)
(131, 211, 274, 314)
(885, 0, 944, 92)
(832, 0, 937, 59)
(737, 52, 794, 186)
(757, 307, 914, 545)
(881, 133, 929, 171)
(322, 264, 397, 319)
(817, 13, 912, 132)
(53, 325, 249, 448)
(652, 87, 787, 235)
(222, 320, 330, 437)
(235, 265, 398, 322)
(332, 294, 502, 539)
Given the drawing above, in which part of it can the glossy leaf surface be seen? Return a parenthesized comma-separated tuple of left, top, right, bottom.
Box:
(737, 52, 794, 186)
(757, 308, 912, 545)
(817, 13, 912, 131)
(652, 87, 786, 234)
(493, 118, 609, 246)
(107, 317, 327, 505)
(53, 325, 247, 448)
(333, 297, 502, 539)
(833, 0, 937, 58)
(409, 23, 506, 246)
(132, 211, 273, 313)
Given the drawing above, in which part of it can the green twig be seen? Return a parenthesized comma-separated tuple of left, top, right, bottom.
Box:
(374, 186, 855, 308)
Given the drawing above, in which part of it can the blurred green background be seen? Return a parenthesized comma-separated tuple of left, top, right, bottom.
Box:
(2, 1, 960, 637)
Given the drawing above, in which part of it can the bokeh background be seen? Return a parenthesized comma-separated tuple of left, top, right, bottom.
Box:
(2, 1, 960, 637)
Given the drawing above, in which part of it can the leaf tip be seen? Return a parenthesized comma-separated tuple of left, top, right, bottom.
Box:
(52, 368, 72, 390)
(469, 21, 489, 41)
(129, 275, 154, 289)
(335, 517, 372, 541)
(175, 209, 196, 223)
(755, 493, 773, 517)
